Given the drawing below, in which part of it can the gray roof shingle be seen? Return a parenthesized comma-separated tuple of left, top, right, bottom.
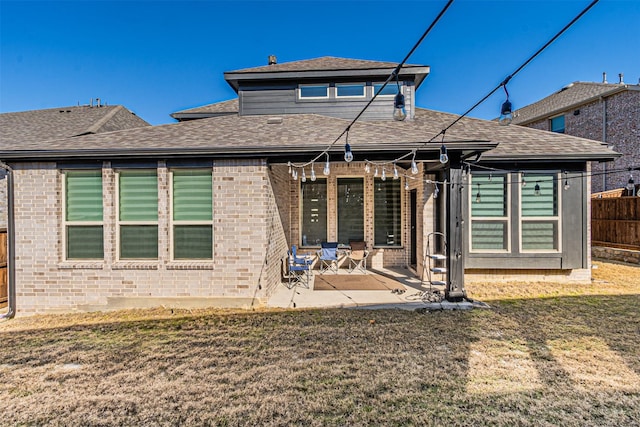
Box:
(171, 99, 239, 119)
(0, 105, 150, 145)
(229, 56, 415, 74)
(0, 107, 617, 162)
(512, 82, 638, 125)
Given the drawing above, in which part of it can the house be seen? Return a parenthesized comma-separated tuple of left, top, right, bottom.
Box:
(0, 104, 150, 312)
(0, 57, 618, 316)
(510, 75, 640, 193)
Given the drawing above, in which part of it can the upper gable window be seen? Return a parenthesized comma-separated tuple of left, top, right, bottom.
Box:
(336, 83, 365, 98)
(299, 84, 329, 99)
(373, 83, 400, 96)
(550, 115, 565, 133)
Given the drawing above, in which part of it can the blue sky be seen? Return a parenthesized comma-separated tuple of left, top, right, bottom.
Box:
(1, 0, 638, 126)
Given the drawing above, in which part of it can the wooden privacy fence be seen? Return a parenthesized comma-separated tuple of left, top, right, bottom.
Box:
(0, 228, 6, 308)
(591, 197, 640, 250)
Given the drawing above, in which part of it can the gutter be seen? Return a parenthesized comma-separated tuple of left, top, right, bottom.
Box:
(0, 161, 15, 319)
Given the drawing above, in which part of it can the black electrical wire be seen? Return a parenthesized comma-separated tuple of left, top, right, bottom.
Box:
(427, 0, 600, 143)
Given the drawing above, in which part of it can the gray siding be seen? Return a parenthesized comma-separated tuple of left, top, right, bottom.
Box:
(238, 86, 415, 120)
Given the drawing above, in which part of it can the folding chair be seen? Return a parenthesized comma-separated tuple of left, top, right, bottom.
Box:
(317, 241, 339, 274)
(347, 241, 369, 273)
(286, 249, 311, 288)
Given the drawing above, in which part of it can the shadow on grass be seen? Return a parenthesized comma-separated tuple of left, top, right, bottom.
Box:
(0, 294, 638, 426)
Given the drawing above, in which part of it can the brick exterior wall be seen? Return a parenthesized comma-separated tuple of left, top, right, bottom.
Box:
(11, 159, 287, 315)
(522, 90, 640, 193)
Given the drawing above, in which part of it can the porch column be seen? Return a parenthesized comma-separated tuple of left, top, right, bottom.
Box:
(445, 162, 466, 301)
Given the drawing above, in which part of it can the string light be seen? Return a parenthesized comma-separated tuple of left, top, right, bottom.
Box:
(534, 181, 541, 196)
(365, 163, 371, 174)
(627, 174, 635, 191)
(381, 168, 387, 181)
(323, 153, 330, 176)
(344, 129, 353, 162)
(393, 73, 407, 121)
(439, 144, 449, 164)
(410, 151, 419, 174)
(374, 166, 379, 177)
(405, 178, 410, 191)
(433, 184, 439, 199)
(522, 173, 527, 187)
(564, 171, 570, 190)
(393, 163, 399, 179)
(301, 168, 306, 182)
(475, 183, 481, 203)
(310, 165, 316, 181)
(499, 84, 513, 126)
(292, 169, 298, 180)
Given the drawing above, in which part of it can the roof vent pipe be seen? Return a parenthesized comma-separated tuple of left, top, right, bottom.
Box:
(619, 73, 624, 84)
(268, 55, 277, 65)
(602, 72, 607, 83)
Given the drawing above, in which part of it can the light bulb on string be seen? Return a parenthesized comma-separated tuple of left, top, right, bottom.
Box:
(288, 162, 292, 175)
(310, 165, 316, 182)
(563, 172, 570, 190)
(292, 169, 298, 181)
(381, 168, 386, 181)
(405, 178, 410, 191)
(522, 173, 527, 188)
(475, 183, 481, 203)
(301, 168, 306, 182)
(365, 163, 371, 174)
(411, 158, 418, 175)
(627, 174, 635, 191)
(323, 154, 330, 176)
(433, 184, 439, 199)
(374, 166, 379, 177)
(393, 74, 407, 121)
(439, 144, 448, 164)
(489, 173, 493, 182)
(393, 164, 399, 179)
(343, 130, 353, 162)
(534, 181, 541, 196)
(499, 83, 513, 126)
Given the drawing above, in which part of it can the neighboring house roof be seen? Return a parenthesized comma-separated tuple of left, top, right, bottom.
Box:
(512, 82, 640, 125)
(0, 105, 150, 145)
(224, 56, 430, 91)
(0, 107, 618, 163)
(171, 99, 238, 121)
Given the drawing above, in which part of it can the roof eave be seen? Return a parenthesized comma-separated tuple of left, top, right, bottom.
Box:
(481, 152, 622, 162)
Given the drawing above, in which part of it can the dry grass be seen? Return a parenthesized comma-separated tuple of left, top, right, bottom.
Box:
(1, 260, 639, 426)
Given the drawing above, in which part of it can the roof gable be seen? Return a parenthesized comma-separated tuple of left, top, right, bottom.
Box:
(512, 82, 639, 125)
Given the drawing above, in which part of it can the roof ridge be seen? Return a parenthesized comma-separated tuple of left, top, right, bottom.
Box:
(82, 105, 124, 135)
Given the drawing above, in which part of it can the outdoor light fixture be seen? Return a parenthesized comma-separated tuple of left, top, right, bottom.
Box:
(475, 183, 481, 203)
(323, 154, 330, 176)
(301, 168, 306, 182)
(393, 73, 407, 121)
(627, 174, 635, 192)
(534, 181, 541, 196)
(499, 84, 513, 126)
(410, 155, 419, 175)
(439, 144, 449, 164)
(310, 165, 317, 181)
(344, 131, 353, 162)
(365, 163, 371, 174)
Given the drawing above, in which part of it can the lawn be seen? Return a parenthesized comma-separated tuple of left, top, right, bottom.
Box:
(1, 260, 639, 426)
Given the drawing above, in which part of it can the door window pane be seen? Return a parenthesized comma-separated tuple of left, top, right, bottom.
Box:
(337, 178, 364, 245)
(374, 178, 401, 246)
(301, 179, 327, 246)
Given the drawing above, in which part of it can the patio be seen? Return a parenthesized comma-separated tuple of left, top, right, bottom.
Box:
(267, 267, 475, 311)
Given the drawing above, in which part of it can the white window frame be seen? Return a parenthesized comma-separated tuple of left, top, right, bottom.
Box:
(468, 173, 511, 253)
(518, 172, 562, 253)
(335, 83, 366, 99)
(115, 169, 159, 261)
(62, 169, 104, 261)
(372, 82, 401, 97)
(298, 84, 329, 100)
(169, 168, 214, 261)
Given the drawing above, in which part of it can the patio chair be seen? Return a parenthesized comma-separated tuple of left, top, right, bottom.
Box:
(317, 241, 339, 274)
(347, 241, 369, 274)
(292, 245, 314, 267)
(285, 248, 311, 288)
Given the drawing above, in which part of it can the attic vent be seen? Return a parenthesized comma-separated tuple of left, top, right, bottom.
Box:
(268, 55, 277, 65)
(267, 117, 283, 124)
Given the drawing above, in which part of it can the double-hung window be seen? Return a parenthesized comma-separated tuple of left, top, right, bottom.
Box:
(470, 173, 509, 252)
(520, 173, 560, 251)
(64, 170, 104, 260)
(301, 179, 327, 246)
(118, 170, 158, 259)
(171, 169, 213, 259)
(374, 178, 402, 246)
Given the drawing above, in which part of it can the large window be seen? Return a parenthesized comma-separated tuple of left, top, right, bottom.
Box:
(301, 179, 327, 246)
(374, 178, 402, 246)
(64, 170, 104, 259)
(521, 174, 560, 251)
(118, 170, 158, 259)
(337, 178, 364, 245)
(470, 173, 509, 252)
(172, 169, 213, 259)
